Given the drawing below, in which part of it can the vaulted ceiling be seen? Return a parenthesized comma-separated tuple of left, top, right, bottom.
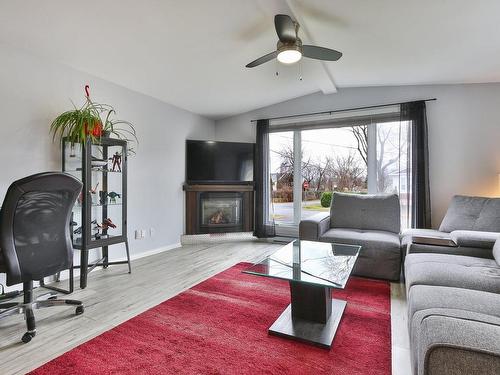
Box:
(1, 0, 499, 119)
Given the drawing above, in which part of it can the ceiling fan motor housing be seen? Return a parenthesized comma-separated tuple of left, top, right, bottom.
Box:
(277, 38, 303, 55)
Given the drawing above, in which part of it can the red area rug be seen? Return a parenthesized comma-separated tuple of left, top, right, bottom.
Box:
(31, 263, 391, 375)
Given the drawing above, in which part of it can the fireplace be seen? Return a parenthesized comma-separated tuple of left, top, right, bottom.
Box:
(200, 192, 243, 232)
(184, 184, 254, 235)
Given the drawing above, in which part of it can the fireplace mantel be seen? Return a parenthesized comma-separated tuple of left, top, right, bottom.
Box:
(183, 184, 254, 192)
(183, 183, 254, 235)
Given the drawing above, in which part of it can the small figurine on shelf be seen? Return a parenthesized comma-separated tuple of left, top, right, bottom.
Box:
(89, 182, 99, 194)
(107, 191, 121, 204)
(103, 218, 117, 229)
(99, 191, 108, 205)
(110, 152, 122, 172)
(93, 218, 117, 239)
(88, 182, 99, 205)
(92, 220, 102, 239)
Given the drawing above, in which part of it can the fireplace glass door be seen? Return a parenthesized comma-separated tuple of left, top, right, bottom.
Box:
(199, 192, 243, 233)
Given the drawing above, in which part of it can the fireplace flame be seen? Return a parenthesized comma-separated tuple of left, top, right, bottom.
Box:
(209, 209, 229, 225)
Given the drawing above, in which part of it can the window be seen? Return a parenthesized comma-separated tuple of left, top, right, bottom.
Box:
(269, 131, 295, 224)
(268, 106, 412, 233)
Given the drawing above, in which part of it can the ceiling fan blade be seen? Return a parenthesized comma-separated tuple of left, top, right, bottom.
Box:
(302, 45, 342, 61)
(245, 51, 278, 68)
(274, 14, 296, 43)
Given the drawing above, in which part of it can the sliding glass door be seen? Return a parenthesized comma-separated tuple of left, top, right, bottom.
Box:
(268, 108, 412, 235)
(269, 131, 295, 225)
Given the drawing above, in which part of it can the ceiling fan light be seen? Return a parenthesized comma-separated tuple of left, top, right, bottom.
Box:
(277, 49, 302, 64)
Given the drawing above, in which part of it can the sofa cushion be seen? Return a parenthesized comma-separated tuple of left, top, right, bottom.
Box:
(439, 195, 500, 233)
(319, 228, 401, 281)
(330, 192, 400, 233)
(411, 308, 500, 375)
(405, 253, 500, 294)
(408, 285, 500, 333)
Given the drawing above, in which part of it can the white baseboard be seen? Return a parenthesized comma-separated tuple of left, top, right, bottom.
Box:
(129, 242, 181, 261)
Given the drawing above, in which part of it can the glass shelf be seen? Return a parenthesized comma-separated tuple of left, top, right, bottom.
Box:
(73, 234, 121, 245)
(73, 203, 122, 209)
(65, 168, 122, 174)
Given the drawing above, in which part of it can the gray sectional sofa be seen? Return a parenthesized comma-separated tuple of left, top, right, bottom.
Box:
(300, 192, 402, 281)
(300, 192, 500, 374)
(404, 195, 500, 375)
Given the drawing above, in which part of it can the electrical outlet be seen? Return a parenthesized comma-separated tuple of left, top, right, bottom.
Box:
(135, 230, 142, 240)
(141, 229, 147, 238)
(150, 228, 155, 237)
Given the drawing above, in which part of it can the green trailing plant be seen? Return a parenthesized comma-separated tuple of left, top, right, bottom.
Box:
(50, 86, 137, 154)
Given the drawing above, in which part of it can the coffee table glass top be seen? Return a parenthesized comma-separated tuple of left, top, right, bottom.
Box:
(244, 240, 361, 289)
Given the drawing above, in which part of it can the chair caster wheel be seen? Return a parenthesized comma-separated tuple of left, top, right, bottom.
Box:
(22, 332, 35, 343)
(75, 306, 84, 315)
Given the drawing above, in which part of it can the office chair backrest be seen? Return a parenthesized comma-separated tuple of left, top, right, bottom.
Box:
(0, 172, 82, 286)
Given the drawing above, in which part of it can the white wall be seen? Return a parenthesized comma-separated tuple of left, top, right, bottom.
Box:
(215, 84, 500, 227)
(0, 41, 215, 288)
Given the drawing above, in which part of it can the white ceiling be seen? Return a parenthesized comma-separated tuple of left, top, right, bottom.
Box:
(1, 0, 499, 119)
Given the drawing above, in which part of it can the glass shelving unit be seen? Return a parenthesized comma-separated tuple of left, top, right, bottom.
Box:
(63, 136, 131, 289)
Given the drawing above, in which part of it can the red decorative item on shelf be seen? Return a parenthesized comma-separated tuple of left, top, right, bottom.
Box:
(83, 120, 103, 137)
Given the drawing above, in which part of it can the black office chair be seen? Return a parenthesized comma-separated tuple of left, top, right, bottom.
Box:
(0, 172, 84, 343)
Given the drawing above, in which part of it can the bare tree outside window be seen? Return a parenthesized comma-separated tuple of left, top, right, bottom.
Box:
(329, 152, 365, 191)
(351, 124, 407, 192)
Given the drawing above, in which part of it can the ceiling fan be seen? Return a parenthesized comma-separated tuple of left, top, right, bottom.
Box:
(246, 14, 342, 68)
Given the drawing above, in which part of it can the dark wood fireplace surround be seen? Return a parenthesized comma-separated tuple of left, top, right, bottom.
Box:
(183, 183, 254, 235)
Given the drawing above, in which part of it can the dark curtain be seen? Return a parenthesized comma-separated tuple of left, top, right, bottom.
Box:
(254, 119, 275, 238)
(401, 101, 431, 228)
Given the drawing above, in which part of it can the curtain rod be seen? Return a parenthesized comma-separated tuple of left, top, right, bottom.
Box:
(250, 98, 437, 123)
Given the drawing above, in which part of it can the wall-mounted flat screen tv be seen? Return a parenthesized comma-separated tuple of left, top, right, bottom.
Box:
(186, 140, 255, 184)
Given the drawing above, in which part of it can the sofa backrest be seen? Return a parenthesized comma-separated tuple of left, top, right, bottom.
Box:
(330, 192, 401, 233)
(439, 195, 500, 233)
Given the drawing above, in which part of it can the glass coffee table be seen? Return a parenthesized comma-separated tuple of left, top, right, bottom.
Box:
(244, 240, 361, 349)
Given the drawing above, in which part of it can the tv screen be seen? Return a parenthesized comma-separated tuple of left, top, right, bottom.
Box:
(186, 140, 254, 183)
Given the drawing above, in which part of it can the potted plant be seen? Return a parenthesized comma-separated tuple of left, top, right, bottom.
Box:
(50, 85, 137, 152)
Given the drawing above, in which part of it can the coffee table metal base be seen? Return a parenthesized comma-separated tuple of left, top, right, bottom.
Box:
(269, 299, 346, 349)
(269, 281, 347, 350)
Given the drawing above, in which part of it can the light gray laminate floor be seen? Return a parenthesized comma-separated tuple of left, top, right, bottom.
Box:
(0, 241, 410, 375)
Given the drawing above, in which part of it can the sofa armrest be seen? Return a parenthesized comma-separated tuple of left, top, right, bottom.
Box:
(450, 230, 500, 249)
(413, 308, 500, 375)
(299, 212, 330, 241)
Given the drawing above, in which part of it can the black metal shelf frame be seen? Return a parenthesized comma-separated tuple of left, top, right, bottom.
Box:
(61, 137, 131, 290)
